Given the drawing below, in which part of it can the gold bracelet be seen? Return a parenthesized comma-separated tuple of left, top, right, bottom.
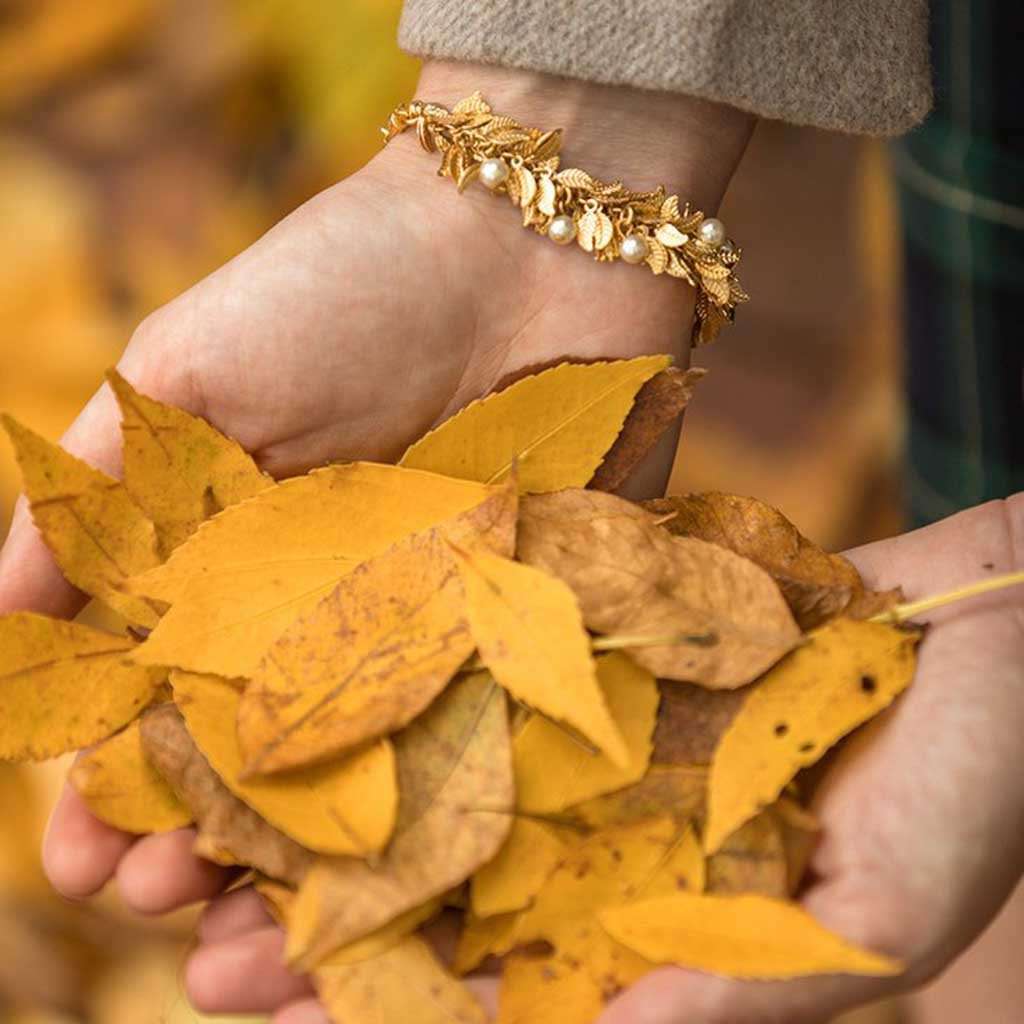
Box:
(382, 92, 747, 346)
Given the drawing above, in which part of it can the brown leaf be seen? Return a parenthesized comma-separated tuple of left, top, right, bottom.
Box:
(643, 492, 899, 629)
(568, 764, 707, 830)
(588, 368, 705, 492)
(139, 704, 312, 886)
(518, 490, 800, 687)
(706, 809, 788, 897)
(285, 673, 513, 970)
(652, 681, 747, 766)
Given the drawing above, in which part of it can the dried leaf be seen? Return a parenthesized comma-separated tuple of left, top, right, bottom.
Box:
(173, 672, 397, 858)
(569, 764, 707, 830)
(314, 934, 487, 1024)
(69, 720, 190, 834)
(472, 818, 565, 918)
(600, 892, 902, 978)
(588, 367, 705, 492)
(129, 463, 495, 677)
(107, 370, 269, 555)
(773, 797, 821, 894)
(0, 613, 162, 761)
(705, 618, 921, 853)
(401, 357, 670, 493)
(2, 416, 161, 626)
(518, 490, 800, 686)
(513, 653, 657, 813)
(496, 953, 607, 1024)
(644, 492, 894, 629)
(455, 547, 628, 767)
(652, 681, 747, 765)
(139, 704, 313, 885)
(706, 809, 788, 897)
(286, 673, 513, 969)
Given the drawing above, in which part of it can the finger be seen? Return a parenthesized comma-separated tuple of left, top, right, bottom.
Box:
(42, 782, 136, 899)
(272, 998, 330, 1024)
(186, 926, 314, 1015)
(116, 828, 234, 914)
(198, 885, 275, 944)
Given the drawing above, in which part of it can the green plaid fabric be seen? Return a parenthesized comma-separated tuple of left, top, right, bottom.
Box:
(892, 1, 1024, 525)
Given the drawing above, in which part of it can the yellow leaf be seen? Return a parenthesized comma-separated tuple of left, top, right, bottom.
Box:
(107, 370, 270, 555)
(172, 672, 396, 858)
(399, 356, 670, 493)
(129, 463, 495, 677)
(455, 547, 628, 767)
(471, 818, 565, 918)
(256, 877, 441, 967)
(237, 482, 516, 776)
(2, 416, 161, 626)
(705, 618, 920, 853)
(513, 653, 657, 813)
(0, 613, 162, 761)
(70, 720, 190, 834)
(286, 673, 513, 970)
(600, 892, 902, 978)
(314, 934, 487, 1024)
(454, 910, 518, 975)
(496, 953, 605, 1024)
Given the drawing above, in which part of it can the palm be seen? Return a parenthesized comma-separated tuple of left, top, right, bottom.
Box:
(160, 143, 693, 479)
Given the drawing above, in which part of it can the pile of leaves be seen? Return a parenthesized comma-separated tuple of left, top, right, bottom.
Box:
(0, 356, 923, 1023)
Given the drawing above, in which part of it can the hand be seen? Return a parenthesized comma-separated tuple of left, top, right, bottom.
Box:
(182, 495, 1024, 1023)
(0, 64, 751, 930)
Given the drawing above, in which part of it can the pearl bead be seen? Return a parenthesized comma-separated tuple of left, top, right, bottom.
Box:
(619, 232, 649, 265)
(479, 157, 510, 190)
(697, 217, 726, 247)
(547, 214, 577, 245)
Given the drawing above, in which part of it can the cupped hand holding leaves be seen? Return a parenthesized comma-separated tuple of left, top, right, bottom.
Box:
(179, 495, 1024, 1024)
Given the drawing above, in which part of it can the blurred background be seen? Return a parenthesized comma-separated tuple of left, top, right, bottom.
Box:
(0, 1, 910, 1021)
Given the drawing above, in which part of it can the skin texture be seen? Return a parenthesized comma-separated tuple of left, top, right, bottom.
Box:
(2, 57, 1020, 1023)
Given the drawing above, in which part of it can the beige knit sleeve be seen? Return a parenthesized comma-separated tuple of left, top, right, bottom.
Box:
(398, 0, 932, 136)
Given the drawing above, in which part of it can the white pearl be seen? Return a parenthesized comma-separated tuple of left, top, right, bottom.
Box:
(479, 157, 510, 190)
(697, 217, 726, 247)
(547, 214, 577, 245)
(619, 233, 649, 265)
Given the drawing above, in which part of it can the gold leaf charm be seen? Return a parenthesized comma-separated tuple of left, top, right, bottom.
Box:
(514, 166, 537, 210)
(660, 195, 681, 222)
(594, 211, 614, 251)
(536, 176, 557, 217)
(666, 254, 697, 286)
(655, 223, 689, 248)
(702, 276, 732, 304)
(556, 168, 596, 191)
(698, 261, 731, 281)
(532, 129, 563, 164)
(452, 92, 491, 116)
(456, 161, 480, 192)
(416, 119, 434, 153)
(646, 238, 669, 275)
(577, 209, 599, 252)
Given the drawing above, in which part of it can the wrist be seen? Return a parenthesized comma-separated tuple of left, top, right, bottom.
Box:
(415, 60, 754, 212)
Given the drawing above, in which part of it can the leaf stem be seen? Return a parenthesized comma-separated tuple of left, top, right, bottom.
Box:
(592, 631, 717, 651)
(870, 570, 1024, 624)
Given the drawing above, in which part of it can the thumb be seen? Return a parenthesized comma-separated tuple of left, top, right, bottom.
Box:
(0, 330, 198, 619)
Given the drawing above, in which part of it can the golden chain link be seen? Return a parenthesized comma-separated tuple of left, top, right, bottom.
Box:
(383, 92, 747, 346)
